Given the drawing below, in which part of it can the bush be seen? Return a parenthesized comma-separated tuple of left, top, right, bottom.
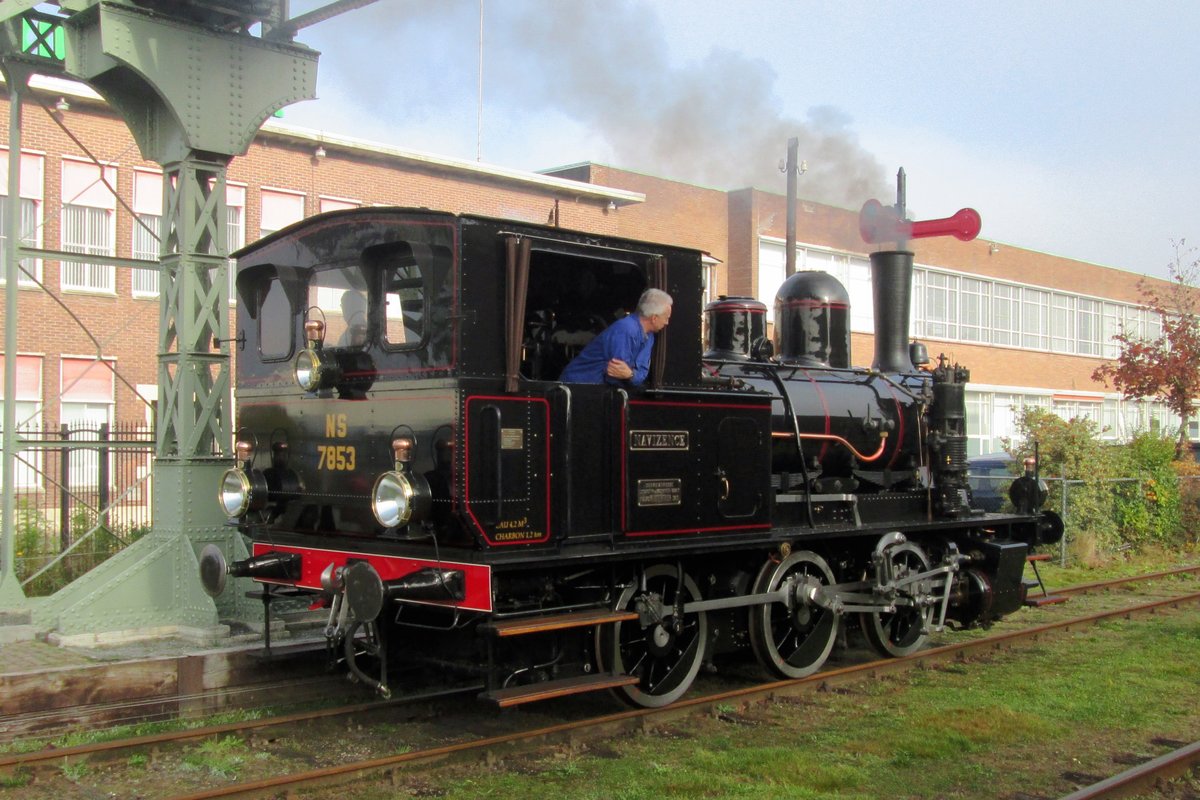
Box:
(1007, 409, 1122, 563)
(1007, 409, 1191, 563)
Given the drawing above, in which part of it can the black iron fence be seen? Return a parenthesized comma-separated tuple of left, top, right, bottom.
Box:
(6, 421, 154, 595)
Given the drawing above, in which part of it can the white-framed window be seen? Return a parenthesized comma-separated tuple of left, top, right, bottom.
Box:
(1050, 293, 1074, 353)
(0, 354, 43, 489)
(319, 196, 359, 213)
(991, 283, 1020, 346)
(61, 159, 117, 294)
(60, 356, 115, 489)
(1020, 288, 1049, 350)
(226, 184, 247, 306)
(756, 240, 785, 323)
(1101, 302, 1123, 358)
(921, 271, 958, 339)
(965, 391, 993, 456)
(0, 149, 45, 287)
(959, 277, 990, 343)
(701, 254, 720, 309)
(259, 188, 305, 239)
(131, 169, 163, 297)
(847, 256, 873, 334)
(1052, 396, 1102, 425)
(1077, 298, 1101, 356)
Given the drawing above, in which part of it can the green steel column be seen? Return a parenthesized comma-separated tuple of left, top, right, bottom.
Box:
(0, 61, 31, 608)
(32, 2, 317, 640)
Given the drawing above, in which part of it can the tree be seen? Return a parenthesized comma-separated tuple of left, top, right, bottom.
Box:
(1092, 242, 1200, 459)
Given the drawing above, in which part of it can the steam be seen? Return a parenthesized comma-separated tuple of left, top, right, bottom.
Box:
(493, 1, 889, 207)
(321, 0, 889, 208)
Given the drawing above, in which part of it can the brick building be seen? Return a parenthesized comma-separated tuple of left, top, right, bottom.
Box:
(0, 76, 1186, 465)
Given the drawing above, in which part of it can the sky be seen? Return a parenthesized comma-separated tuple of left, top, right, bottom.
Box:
(282, 1, 1200, 280)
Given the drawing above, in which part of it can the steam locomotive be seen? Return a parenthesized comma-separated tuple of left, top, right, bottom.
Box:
(201, 201, 1062, 707)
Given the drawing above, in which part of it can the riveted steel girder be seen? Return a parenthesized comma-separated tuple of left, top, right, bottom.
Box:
(157, 156, 230, 462)
(19, 3, 322, 633)
(63, 2, 317, 163)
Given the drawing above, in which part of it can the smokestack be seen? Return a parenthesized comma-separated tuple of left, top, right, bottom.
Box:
(870, 250, 915, 374)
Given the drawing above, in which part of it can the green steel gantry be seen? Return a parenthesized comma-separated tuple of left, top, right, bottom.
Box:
(0, 1, 371, 639)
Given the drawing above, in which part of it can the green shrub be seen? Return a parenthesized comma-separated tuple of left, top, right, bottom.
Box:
(1007, 410, 1189, 563)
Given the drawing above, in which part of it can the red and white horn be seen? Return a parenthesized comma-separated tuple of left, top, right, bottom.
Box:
(859, 199, 982, 244)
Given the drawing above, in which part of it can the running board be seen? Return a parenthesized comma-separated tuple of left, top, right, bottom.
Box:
(1025, 594, 1069, 607)
(480, 672, 640, 707)
(480, 608, 638, 638)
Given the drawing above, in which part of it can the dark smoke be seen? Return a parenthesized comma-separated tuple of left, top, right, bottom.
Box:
(323, 0, 890, 208)
(492, 1, 889, 207)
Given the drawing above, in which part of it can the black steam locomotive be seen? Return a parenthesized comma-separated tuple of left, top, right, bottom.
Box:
(201, 203, 1061, 707)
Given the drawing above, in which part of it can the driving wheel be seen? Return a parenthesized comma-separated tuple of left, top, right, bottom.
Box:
(860, 541, 933, 657)
(748, 549, 839, 679)
(596, 564, 707, 708)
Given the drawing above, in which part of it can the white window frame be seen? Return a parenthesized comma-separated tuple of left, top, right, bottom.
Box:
(259, 187, 305, 239)
(0, 354, 43, 490)
(60, 159, 117, 295)
(227, 183, 247, 306)
(131, 169, 163, 298)
(0, 149, 45, 288)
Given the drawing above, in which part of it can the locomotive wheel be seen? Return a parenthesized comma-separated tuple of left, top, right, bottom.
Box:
(596, 564, 708, 708)
(748, 550, 838, 679)
(860, 542, 934, 658)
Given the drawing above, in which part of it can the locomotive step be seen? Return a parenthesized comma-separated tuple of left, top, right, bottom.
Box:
(481, 608, 639, 638)
(1026, 553, 1054, 562)
(480, 672, 641, 707)
(1024, 594, 1069, 607)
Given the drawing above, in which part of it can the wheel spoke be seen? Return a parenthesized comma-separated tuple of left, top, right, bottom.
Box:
(861, 541, 933, 658)
(749, 550, 839, 680)
(596, 564, 708, 708)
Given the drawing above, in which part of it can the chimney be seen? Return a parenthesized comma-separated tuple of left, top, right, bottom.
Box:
(870, 249, 915, 374)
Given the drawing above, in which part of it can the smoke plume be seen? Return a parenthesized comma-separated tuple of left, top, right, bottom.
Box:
(323, 0, 890, 208)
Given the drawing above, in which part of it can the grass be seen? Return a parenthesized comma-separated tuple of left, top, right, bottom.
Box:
(0, 708, 265, 755)
(179, 735, 245, 780)
(374, 608, 1200, 800)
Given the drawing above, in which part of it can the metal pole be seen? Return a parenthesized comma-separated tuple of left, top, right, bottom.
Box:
(476, 0, 484, 162)
(1060, 478, 1068, 567)
(1, 66, 28, 605)
(784, 136, 798, 277)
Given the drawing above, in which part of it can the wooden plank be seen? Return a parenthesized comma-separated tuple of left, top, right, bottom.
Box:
(481, 673, 641, 707)
(483, 609, 638, 638)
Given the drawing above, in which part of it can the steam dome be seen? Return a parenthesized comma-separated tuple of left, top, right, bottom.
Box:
(774, 271, 850, 368)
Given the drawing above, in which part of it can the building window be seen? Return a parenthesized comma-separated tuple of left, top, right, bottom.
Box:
(60, 357, 115, 489)
(131, 170, 163, 297)
(1050, 293, 1074, 353)
(226, 184, 247, 306)
(965, 391, 992, 456)
(259, 188, 304, 239)
(847, 256, 874, 334)
(0, 149, 44, 288)
(1052, 397, 1102, 425)
(0, 354, 43, 489)
(61, 160, 117, 294)
(959, 278, 990, 343)
(1020, 288, 1049, 349)
(319, 196, 359, 213)
(1077, 298, 1101, 356)
(921, 271, 958, 339)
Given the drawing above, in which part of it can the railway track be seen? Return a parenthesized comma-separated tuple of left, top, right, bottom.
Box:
(163, 588, 1200, 799)
(6, 561, 1195, 746)
(1059, 739, 1200, 800)
(4, 573, 1195, 799)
